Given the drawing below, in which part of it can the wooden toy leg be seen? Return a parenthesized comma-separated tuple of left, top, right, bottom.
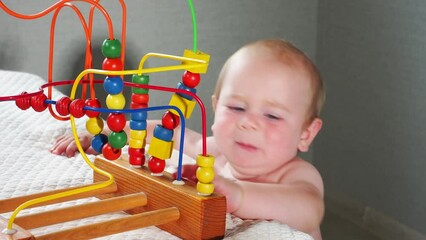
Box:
(0, 216, 34, 240)
(36, 207, 180, 240)
(94, 155, 227, 240)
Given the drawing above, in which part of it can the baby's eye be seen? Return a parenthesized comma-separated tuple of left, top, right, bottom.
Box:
(265, 113, 282, 120)
(227, 106, 245, 112)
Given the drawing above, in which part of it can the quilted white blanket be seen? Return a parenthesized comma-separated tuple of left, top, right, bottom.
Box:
(0, 70, 312, 240)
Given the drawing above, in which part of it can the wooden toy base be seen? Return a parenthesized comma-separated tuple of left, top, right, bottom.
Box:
(0, 155, 226, 240)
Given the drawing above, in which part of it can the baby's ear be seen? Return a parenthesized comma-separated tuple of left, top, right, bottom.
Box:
(298, 118, 323, 152)
(211, 95, 218, 112)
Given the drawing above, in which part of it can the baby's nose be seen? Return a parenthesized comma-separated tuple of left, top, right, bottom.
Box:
(237, 114, 258, 130)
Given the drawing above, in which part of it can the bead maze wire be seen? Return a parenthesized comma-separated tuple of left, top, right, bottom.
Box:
(0, 0, 215, 236)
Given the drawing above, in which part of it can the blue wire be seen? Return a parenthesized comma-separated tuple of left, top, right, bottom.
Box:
(49, 99, 187, 181)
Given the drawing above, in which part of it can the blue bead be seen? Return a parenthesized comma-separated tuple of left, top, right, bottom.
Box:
(131, 111, 148, 121)
(176, 82, 196, 100)
(130, 120, 147, 130)
(103, 76, 124, 94)
(91, 133, 108, 153)
(153, 124, 174, 141)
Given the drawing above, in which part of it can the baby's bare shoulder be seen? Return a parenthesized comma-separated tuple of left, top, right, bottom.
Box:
(281, 157, 324, 195)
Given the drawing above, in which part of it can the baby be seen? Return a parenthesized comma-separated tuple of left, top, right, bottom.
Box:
(51, 39, 325, 239)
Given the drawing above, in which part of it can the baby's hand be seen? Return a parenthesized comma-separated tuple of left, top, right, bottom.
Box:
(50, 132, 96, 157)
(172, 164, 198, 182)
(213, 175, 243, 213)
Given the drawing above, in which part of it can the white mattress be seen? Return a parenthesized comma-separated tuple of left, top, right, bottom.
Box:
(0, 70, 312, 240)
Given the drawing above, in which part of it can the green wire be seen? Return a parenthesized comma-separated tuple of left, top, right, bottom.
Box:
(188, 0, 198, 52)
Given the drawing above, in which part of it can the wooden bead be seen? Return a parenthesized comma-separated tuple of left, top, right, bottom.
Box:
(129, 129, 147, 140)
(130, 102, 148, 109)
(128, 147, 145, 157)
(101, 38, 121, 59)
(196, 167, 215, 183)
(108, 130, 127, 149)
(86, 116, 104, 135)
(130, 120, 147, 130)
(107, 113, 126, 132)
(196, 182, 214, 196)
(55, 96, 71, 116)
(129, 155, 145, 167)
(176, 81, 197, 100)
(161, 111, 180, 130)
(148, 156, 166, 175)
(103, 76, 124, 95)
(31, 93, 48, 112)
(196, 154, 215, 168)
(106, 93, 125, 109)
(91, 133, 108, 153)
(102, 57, 123, 72)
(131, 74, 150, 94)
(102, 143, 121, 161)
(130, 111, 147, 121)
(85, 98, 101, 118)
(153, 124, 174, 141)
(182, 70, 201, 88)
(69, 99, 86, 118)
(15, 91, 31, 110)
(131, 93, 149, 105)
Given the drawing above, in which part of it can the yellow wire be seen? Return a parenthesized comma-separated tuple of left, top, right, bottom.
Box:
(7, 53, 207, 230)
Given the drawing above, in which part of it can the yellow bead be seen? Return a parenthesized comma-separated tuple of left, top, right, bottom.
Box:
(147, 137, 174, 160)
(196, 154, 215, 168)
(196, 167, 215, 183)
(86, 116, 104, 135)
(196, 182, 214, 196)
(168, 93, 196, 119)
(130, 129, 147, 140)
(182, 49, 210, 74)
(106, 93, 126, 109)
(129, 138, 145, 148)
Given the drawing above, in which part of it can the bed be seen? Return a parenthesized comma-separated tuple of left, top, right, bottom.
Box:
(0, 69, 313, 240)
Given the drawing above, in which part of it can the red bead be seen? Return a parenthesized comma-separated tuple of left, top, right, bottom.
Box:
(128, 147, 145, 157)
(128, 147, 145, 167)
(129, 155, 145, 167)
(69, 99, 86, 118)
(31, 93, 48, 112)
(15, 92, 31, 110)
(161, 111, 180, 130)
(55, 96, 71, 116)
(102, 143, 122, 160)
(131, 93, 149, 105)
(130, 102, 148, 109)
(148, 156, 166, 174)
(107, 113, 126, 132)
(85, 98, 101, 118)
(182, 70, 201, 88)
(102, 58, 123, 72)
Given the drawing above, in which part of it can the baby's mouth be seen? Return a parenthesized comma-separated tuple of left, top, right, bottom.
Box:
(235, 141, 258, 152)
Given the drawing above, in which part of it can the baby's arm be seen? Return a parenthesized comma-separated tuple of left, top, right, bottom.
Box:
(214, 162, 324, 236)
(50, 131, 96, 157)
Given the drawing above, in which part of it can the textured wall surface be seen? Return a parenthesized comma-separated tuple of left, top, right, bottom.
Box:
(316, 0, 426, 235)
(0, 0, 318, 139)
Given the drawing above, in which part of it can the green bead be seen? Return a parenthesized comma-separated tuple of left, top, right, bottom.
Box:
(102, 38, 121, 59)
(108, 130, 127, 149)
(132, 74, 150, 94)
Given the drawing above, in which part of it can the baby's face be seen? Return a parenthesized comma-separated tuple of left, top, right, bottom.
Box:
(212, 55, 313, 179)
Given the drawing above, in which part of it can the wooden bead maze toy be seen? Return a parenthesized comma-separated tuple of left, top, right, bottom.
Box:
(0, 1, 226, 239)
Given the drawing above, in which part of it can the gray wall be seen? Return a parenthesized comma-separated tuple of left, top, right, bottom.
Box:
(316, 0, 426, 235)
(0, 0, 317, 142)
(3, 0, 425, 237)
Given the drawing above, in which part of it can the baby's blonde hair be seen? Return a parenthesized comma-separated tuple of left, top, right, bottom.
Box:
(214, 39, 325, 122)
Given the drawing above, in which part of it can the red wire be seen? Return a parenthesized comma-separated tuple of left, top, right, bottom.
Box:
(0, 0, 114, 39)
(48, 2, 92, 121)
